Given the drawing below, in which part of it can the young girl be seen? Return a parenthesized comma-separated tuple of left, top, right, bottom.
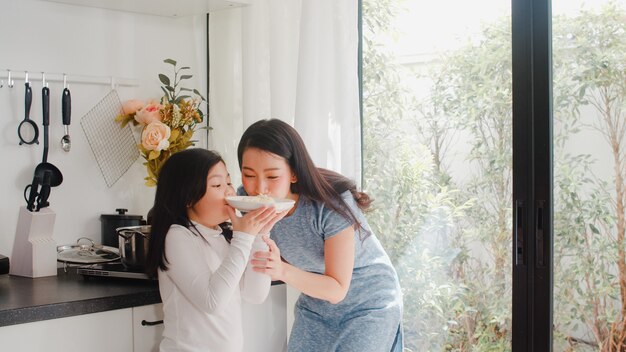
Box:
(145, 148, 285, 352)
(237, 119, 404, 351)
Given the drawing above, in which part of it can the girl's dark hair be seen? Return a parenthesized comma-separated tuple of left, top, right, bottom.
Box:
(237, 119, 372, 239)
(145, 148, 231, 278)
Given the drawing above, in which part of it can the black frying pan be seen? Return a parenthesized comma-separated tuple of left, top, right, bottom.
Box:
(18, 82, 39, 145)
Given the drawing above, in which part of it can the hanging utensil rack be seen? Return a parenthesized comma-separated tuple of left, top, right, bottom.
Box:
(0, 68, 138, 88)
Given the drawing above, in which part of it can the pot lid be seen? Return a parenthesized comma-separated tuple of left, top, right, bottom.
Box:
(100, 208, 143, 221)
(57, 237, 120, 264)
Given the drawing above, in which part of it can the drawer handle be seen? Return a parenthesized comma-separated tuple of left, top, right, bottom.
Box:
(141, 319, 164, 326)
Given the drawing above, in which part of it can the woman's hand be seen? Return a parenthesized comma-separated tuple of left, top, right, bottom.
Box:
(227, 206, 277, 236)
(259, 210, 288, 234)
(251, 236, 285, 281)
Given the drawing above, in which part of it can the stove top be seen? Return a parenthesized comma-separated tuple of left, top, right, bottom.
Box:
(77, 262, 154, 280)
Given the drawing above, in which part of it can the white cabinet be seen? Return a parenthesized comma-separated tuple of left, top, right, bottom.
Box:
(0, 308, 133, 352)
(242, 283, 288, 352)
(0, 305, 165, 352)
(133, 303, 165, 352)
(0, 288, 286, 352)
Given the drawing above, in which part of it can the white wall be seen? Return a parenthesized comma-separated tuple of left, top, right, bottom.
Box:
(0, 0, 208, 257)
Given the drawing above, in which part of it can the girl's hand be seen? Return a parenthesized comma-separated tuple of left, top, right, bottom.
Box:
(227, 206, 277, 236)
(251, 236, 285, 281)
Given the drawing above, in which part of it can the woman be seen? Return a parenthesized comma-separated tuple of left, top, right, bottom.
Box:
(237, 119, 403, 351)
(145, 148, 285, 352)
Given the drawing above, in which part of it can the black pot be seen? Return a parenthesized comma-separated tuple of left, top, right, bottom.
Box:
(100, 209, 144, 248)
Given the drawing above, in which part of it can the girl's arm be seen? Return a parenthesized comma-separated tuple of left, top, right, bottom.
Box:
(240, 211, 287, 304)
(253, 226, 355, 304)
(165, 207, 278, 314)
(239, 235, 271, 304)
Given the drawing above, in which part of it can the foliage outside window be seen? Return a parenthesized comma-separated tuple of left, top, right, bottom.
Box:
(362, 1, 626, 351)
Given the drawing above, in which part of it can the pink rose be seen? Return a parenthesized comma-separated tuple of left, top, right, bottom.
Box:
(122, 99, 145, 115)
(135, 102, 163, 125)
(141, 122, 171, 151)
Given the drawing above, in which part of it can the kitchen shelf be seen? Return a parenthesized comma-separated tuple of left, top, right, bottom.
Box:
(39, 0, 252, 17)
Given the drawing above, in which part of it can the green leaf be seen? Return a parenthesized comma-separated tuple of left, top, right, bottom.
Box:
(589, 223, 600, 234)
(163, 59, 177, 66)
(148, 150, 161, 160)
(179, 75, 193, 80)
(159, 74, 171, 86)
(160, 86, 170, 98)
(169, 128, 180, 141)
(174, 95, 191, 104)
(179, 66, 190, 70)
(180, 88, 192, 92)
(193, 89, 207, 101)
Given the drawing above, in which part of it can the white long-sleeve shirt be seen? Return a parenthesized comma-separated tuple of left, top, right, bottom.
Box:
(158, 222, 271, 352)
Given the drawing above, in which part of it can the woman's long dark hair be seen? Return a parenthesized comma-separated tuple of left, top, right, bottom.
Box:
(145, 148, 230, 278)
(237, 119, 372, 239)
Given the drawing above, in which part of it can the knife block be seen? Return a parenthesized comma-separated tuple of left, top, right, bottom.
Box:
(10, 206, 57, 278)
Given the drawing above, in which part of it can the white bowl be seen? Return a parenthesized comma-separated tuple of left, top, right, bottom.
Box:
(226, 196, 295, 212)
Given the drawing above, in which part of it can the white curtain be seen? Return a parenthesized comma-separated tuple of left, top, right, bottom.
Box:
(209, 0, 361, 184)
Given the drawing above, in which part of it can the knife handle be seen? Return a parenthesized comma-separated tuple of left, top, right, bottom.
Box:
(25, 83, 32, 120)
(36, 170, 51, 211)
(62, 88, 71, 125)
(42, 87, 50, 127)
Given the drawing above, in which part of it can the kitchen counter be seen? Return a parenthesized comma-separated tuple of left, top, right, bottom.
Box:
(0, 267, 160, 327)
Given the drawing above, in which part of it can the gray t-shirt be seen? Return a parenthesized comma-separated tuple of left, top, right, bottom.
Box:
(238, 188, 402, 313)
(272, 192, 390, 273)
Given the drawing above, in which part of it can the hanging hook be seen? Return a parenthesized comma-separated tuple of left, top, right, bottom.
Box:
(110, 76, 116, 90)
(42, 72, 48, 88)
(7, 70, 14, 88)
(63, 73, 68, 89)
(25, 71, 29, 84)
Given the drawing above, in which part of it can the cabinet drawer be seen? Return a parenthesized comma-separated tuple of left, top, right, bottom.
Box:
(133, 303, 164, 352)
(0, 309, 132, 352)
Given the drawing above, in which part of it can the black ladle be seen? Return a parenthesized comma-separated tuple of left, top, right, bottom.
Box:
(18, 81, 39, 145)
(35, 86, 63, 189)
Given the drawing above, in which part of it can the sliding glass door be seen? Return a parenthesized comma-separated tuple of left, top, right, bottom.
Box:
(361, 0, 626, 351)
(361, 1, 513, 350)
(552, 1, 626, 351)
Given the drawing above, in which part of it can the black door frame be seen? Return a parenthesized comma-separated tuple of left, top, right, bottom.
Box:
(512, 0, 553, 350)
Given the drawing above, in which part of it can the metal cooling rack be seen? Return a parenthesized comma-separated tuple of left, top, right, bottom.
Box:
(80, 90, 139, 187)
